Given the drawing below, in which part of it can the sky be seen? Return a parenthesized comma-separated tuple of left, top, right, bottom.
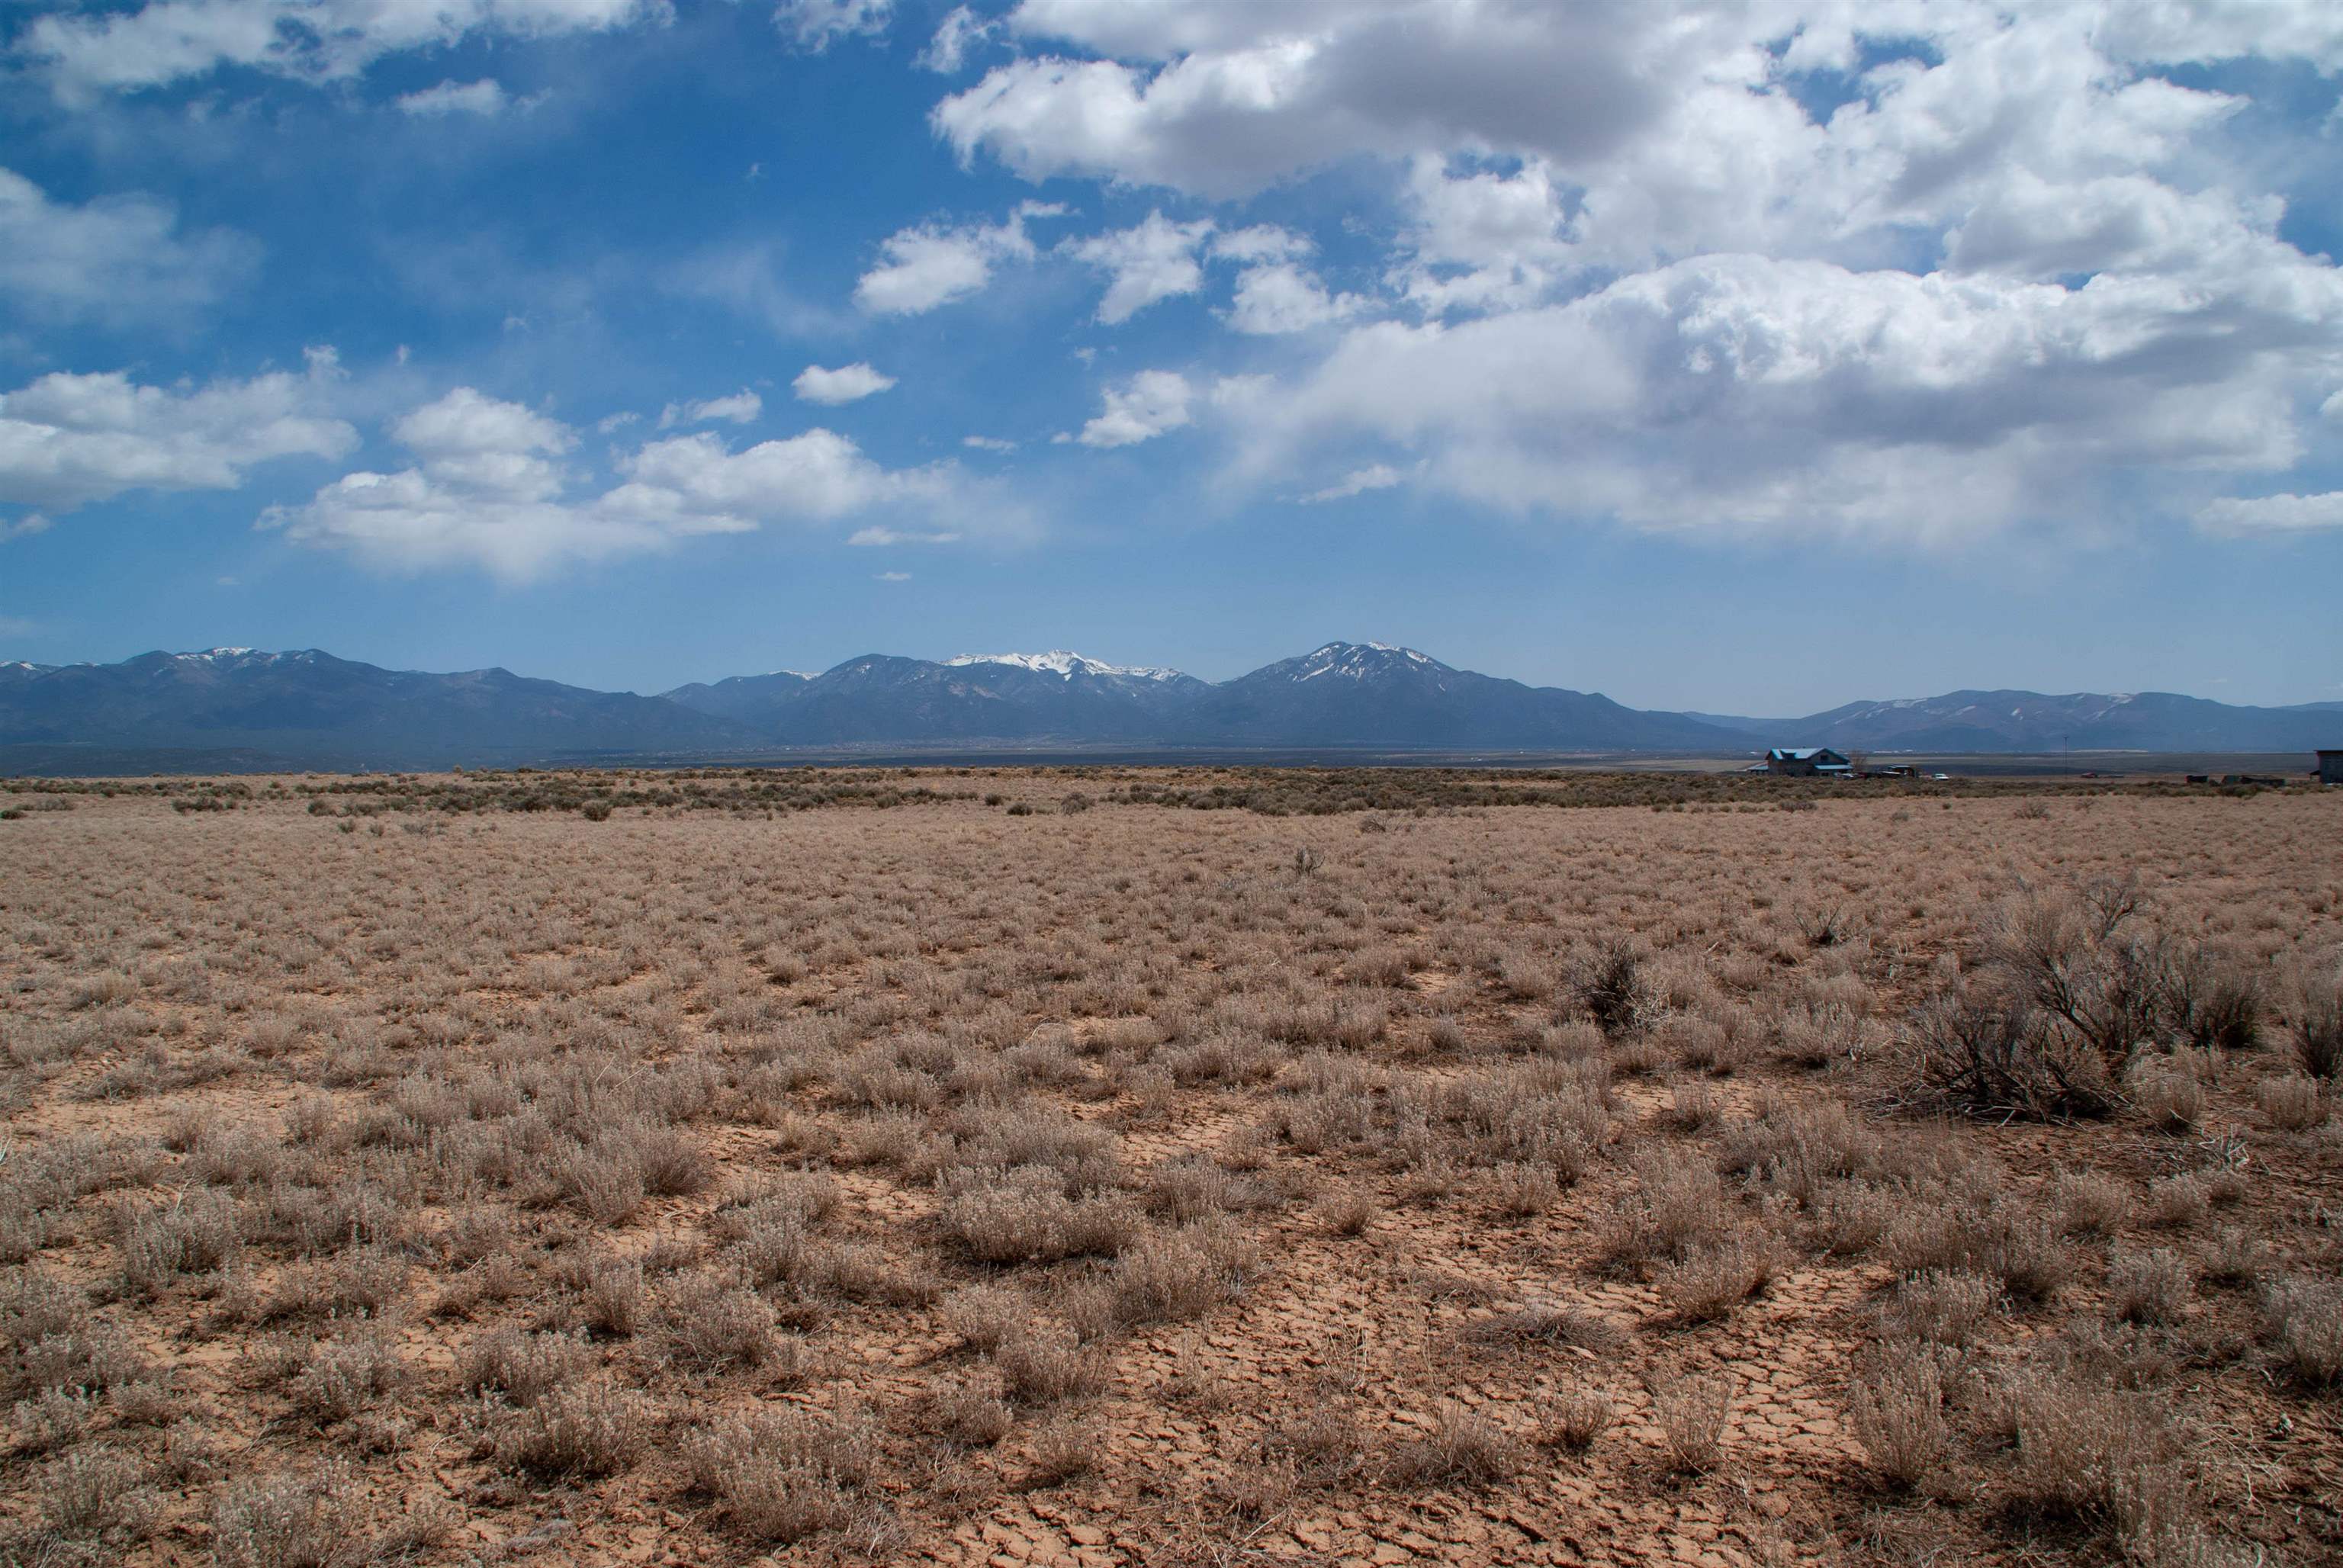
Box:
(3, 0, 2343, 715)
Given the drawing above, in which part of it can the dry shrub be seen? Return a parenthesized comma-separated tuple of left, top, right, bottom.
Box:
(2128, 1062, 2206, 1133)
(993, 1325, 1104, 1406)
(1570, 940, 1654, 1037)
(2145, 1173, 2210, 1231)
(1994, 1362, 2164, 1522)
(1489, 1160, 1561, 1217)
(493, 1371, 647, 1477)
(1882, 1270, 2000, 1347)
(458, 1327, 589, 1406)
(2287, 966, 2343, 1080)
(580, 1255, 647, 1337)
(921, 1371, 1014, 1448)
(656, 1274, 777, 1373)
(1848, 1343, 1952, 1490)
(1316, 1188, 1377, 1235)
(1112, 1221, 1255, 1327)
(2107, 1248, 2194, 1326)
(685, 1403, 877, 1544)
(1665, 1078, 1721, 1132)
(2255, 1074, 2325, 1131)
(1594, 1155, 1727, 1275)
(211, 1464, 361, 1568)
(2049, 1169, 2129, 1238)
(1534, 1384, 1614, 1452)
(1462, 1305, 1625, 1353)
(1024, 1415, 1101, 1488)
(1650, 1374, 1730, 1475)
(39, 1443, 155, 1542)
(2261, 1276, 2343, 1386)
(290, 1329, 405, 1422)
(939, 1174, 1139, 1265)
(1886, 1201, 2069, 1304)
(1383, 1401, 1520, 1489)
(1657, 1234, 1783, 1323)
(942, 1284, 1026, 1354)
(118, 1189, 243, 1296)
(1907, 978, 2115, 1120)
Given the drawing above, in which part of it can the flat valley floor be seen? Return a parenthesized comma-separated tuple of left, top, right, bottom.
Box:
(2, 773, 2339, 1566)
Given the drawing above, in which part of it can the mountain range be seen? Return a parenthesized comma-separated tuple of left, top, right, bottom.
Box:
(1, 644, 2336, 773)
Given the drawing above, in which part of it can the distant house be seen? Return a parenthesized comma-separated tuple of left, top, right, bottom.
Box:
(1766, 747, 1853, 778)
(2318, 750, 2343, 786)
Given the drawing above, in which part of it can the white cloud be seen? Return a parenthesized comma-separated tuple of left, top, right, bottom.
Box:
(0, 166, 258, 328)
(1297, 463, 1403, 504)
(1228, 262, 1361, 334)
(793, 363, 897, 404)
(875, 570, 911, 581)
(265, 387, 967, 580)
(1067, 211, 1214, 323)
(658, 390, 764, 428)
(854, 202, 1066, 315)
(778, 0, 891, 51)
(1077, 370, 1192, 448)
(1211, 225, 1311, 265)
(918, 5, 995, 72)
(0, 368, 355, 513)
(23, 0, 660, 101)
(1230, 252, 2341, 541)
(2196, 493, 2343, 534)
(849, 526, 959, 545)
(396, 79, 509, 117)
(934, 2, 2343, 544)
(962, 435, 1017, 452)
(2, 513, 55, 542)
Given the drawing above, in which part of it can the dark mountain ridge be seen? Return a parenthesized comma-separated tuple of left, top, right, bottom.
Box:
(3, 644, 2336, 773)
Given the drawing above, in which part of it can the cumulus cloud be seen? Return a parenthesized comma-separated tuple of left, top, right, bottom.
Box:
(1230, 252, 2341, 540)
(21, 0, 659, 101)
(927, 2, 2343, 543)
(2196, 493, 2343, 534)
(779, 0, 891, 51)
(1067, 211, 1215, 323)
(0, 166, 258, 329)
(396, 79, 509, 116)
(0, 367, 355, 514)
(1076, 370, 1192, 448)
(658, 390, 763, 428)
(855, 202, 1065, 315)
(1228, 262, 1361, 334)
(918, 5, 995, 72)
(962, 435, 1016, 452)
(793, 363, 896, 404)
(265, 387, 966, 580)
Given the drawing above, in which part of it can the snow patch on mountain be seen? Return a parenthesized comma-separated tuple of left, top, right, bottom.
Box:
(946, 650, 1186, 682)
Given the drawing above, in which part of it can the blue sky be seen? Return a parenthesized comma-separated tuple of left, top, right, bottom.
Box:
(4, 0, 2342, 715)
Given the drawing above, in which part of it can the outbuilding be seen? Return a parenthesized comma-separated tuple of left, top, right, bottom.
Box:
(2319, 750, 2343, 786)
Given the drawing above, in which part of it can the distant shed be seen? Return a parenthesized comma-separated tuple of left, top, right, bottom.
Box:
(1766, 747, 1853, 778)
(2319, 750, 2343, 786)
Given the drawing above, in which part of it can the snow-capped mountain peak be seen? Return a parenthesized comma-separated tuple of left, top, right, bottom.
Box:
(945, 650, 1187, 683)
(1291, 641, 1447, 680)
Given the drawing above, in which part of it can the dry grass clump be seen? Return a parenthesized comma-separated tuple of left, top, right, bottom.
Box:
(490, 1371, 648, 1477)
(2261, 1276, 2342, 1386)
(2107, 1248, 2194, 1326)
(683, 1402, 878, 1544)
(1533, 1383, 1615, 1452)
(1848, 1343, 1952, 1490)
(1382, 1401, 1522, 1489)
(1650, 1374, 1731, 1476)
(209, 1465, 361, 1568)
